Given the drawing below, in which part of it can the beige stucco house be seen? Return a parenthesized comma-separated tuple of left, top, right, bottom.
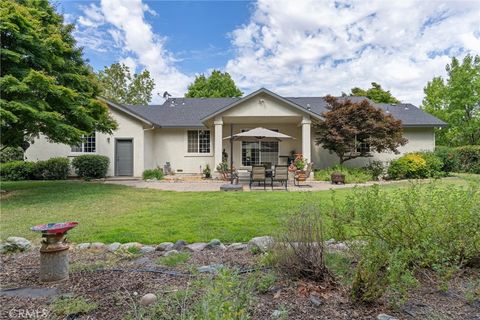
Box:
(25, 88, 446, 177)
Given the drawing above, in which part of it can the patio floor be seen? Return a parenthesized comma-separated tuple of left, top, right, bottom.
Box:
(104, 178, 393, 192)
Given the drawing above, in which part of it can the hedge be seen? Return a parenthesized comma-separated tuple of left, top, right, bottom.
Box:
(0, 161, 36, 181)
(0, 157, 70, 181)
(435, 145, 480, 174)
(71, 155, 109, 180)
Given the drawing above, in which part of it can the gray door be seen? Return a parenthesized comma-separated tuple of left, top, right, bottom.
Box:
(115, 139, 133, 176)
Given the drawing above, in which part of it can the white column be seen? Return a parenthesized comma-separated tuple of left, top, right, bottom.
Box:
(214, 117, 223, 172)
(301, 116, 311, 162)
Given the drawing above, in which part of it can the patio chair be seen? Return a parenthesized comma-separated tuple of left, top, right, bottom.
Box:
(271, 165, 288, 190)
(250, 165, 266, 190)
(294, 162, 314, 187)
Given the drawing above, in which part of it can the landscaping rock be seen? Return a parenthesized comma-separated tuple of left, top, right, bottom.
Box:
(228, 243, 248, 250)
(163, 250, 179, 257)
(90, 242, 106, 250)
(139, 293, 157, 306)
(271, 309, 287, 318)
(328, 242, 348, 251)
(140, 246, 156, 254)
(206, 239, 226, 250)
(0, 243, 16, 254)
(185, 243, 207, 252)
(5, 237, 31, 252)
(377, 314, 398, 320)
(107, 242, 121, 252)
(248, 236, 274, 252)
(325, 238, 336, 246)
(76, 243, 91, 250)
(309, 293, 323, 307)
(120, 242, 142, 250)
(197, 264, 223, 274)
(156, 242, 174, 251)
(173, 240, 187, 251)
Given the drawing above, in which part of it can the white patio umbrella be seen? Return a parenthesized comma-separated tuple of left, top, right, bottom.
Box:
(222, 127, 295, 185)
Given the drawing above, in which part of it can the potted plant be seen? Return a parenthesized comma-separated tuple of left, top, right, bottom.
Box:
(330, 171, 345, 184)
(203, 164, 211, 179)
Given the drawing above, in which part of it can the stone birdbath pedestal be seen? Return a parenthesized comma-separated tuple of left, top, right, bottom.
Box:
(31, 222, 78, 282)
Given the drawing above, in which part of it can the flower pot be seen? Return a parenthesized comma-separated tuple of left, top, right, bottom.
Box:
(331, 172, 345, 184)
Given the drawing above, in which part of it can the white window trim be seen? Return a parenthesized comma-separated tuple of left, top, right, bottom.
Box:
(186, 129, 212, 156)
(354, 134, 371, 154)
(70, 133, 97, 154)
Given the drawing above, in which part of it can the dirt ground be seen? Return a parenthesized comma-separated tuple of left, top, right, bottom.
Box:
(0, 247, 479, 320)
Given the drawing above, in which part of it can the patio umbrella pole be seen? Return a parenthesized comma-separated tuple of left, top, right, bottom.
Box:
(230, 124, 234, 184)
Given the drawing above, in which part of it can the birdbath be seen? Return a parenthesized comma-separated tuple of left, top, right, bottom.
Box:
(31, 222, 78, 282)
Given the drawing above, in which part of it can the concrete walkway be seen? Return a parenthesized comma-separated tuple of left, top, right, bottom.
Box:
(104, 179, 394, 192)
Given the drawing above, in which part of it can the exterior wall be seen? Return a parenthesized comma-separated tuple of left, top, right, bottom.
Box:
(221, 92, 303, 117)
(150, 128, 215, 174)
(311, 127, 436, 169)
(25, 108, 147, 177)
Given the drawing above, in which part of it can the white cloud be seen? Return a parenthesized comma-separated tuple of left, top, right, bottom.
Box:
(226, 0, 480, 104)
(77, 0, 192, 101)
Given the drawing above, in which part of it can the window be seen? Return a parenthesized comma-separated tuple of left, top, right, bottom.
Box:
(71, 133, 96, 153)
(355, 135, 371, 154)
(187, 130, 210, 153)
(241, 129, 279, 166)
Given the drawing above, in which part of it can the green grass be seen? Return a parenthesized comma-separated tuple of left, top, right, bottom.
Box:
(51, 296, 97, 316)
(0, 175, 477, 244)
(157, 252, 191, 267)
(314, 165, 374, 183)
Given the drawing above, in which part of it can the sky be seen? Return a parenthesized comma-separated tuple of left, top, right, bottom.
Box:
(57, 0, 480, 105)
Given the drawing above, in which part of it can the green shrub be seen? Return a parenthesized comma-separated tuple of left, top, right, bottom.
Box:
(203, 164, 211, 178)
(364, 160, 385, 180)
(416, 151, 444, 177)
(0, 161, 35, 180)
(328, 182, 480, 305)
(142, 168, 164, 180)
(387, 153, 429, 179)
(456, 145, 480, 174)
(0, 147, 23, 163)
(434, 146, 459, 173)
(34, 157, 69, 180)
(71, 155, 109, 180)
(314, 165, 374, 183)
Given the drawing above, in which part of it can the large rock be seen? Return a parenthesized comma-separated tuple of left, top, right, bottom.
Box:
(76, 243, 91, 250)
(228, 243, 248, 250)
(173, 240, 187, 251)
(140, 246, 156, 254)
(156, 242, 174, 251)
(206, 239, 226, 250)
(185, 243, 207, 252)
(248, 236, 274, 252)
(5, 237, 31, 252)
(0, 243, 16, 254)
(120, 242, 142, 250)
(107, 242, 121, 252)
(197, 264, 223, 274)
(163, 250, 179, 257)
(139, 293, 157, 306)
(90, 242, 106, 250)
(377, 314, 398, 320)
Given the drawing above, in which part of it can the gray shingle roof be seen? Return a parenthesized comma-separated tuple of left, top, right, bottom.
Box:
(115, 92, 446, 128)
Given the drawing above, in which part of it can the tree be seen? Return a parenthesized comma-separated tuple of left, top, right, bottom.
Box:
(314, 96, 407, 164)
(0, 0, 117, 150)
(97, 62, 155, 105)
(185, 70, 242, 98)
(421, 55, 480, 146)
(349, 82, 400, 104)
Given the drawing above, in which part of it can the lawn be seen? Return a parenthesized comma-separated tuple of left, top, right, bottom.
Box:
(0, 175, 477, 244)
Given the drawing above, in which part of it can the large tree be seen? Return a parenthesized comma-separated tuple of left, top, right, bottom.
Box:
(97, 62, 155, 105)
(421, 55, 480, 146)
(315, 96, 407, 164)
(185, 70, 242, 98)
(0, 0, 117, 150)
(349, 82, 400, 104)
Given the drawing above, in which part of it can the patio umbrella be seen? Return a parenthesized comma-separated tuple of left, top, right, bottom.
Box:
(223, 127, 295, 185)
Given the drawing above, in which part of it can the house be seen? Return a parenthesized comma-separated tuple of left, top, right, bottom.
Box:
(25, 88, 446, 177)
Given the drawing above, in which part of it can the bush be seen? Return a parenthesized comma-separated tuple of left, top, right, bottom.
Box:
(0, 161, 35, 180)
(456, 145, 480, 174)
(329, 182, 480, 305)
(71, 155, 109, 180)
(314, 165, 374, 183)
(142, 168, 164, 180)
(0, 147, 24, 163)
(271, 203, 333, 282)
(203, 164, 211, 178)
(364, 160, 385, 180)
(416, 151, 444, 177)
(434, 146, 459, 173)
(34, 157, 70, 180)
(387, 153, 429, 179)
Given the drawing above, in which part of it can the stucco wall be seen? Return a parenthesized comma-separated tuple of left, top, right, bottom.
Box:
(24, 108, 146, 177)
(311, 127, 436, 169)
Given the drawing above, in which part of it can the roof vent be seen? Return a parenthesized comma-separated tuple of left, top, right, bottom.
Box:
(404, 106, 409, 110)
(306, 103, 311, 110)
(170, 99, 176, 107)
(391, 103, 397, 106)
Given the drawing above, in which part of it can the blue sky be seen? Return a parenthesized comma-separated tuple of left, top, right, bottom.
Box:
(59, 0, 480, 104)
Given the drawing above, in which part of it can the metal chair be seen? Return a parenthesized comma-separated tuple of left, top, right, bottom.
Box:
(250, 165, 266, 190)
(271, 165, 288, 190)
